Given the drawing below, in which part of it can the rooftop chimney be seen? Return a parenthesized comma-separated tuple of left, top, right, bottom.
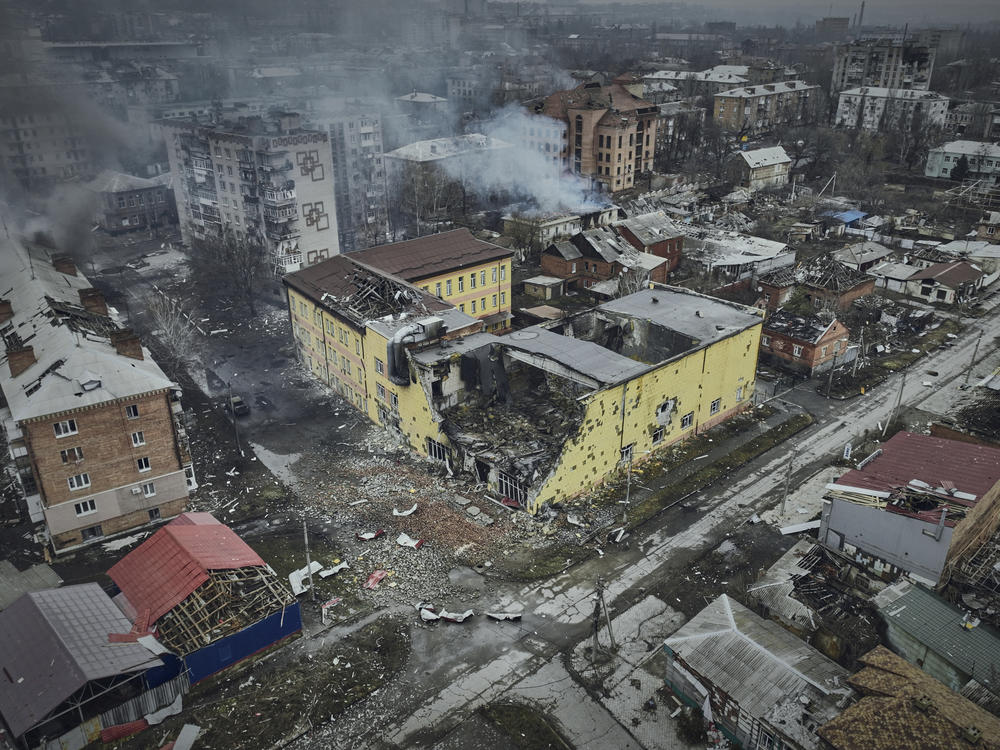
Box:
(7, 345, 36, 377)
(0, 299, 11, 325)
(78, 288, 108, 316)
(52, 255, 77, 276)
(110, 329, 144, 360)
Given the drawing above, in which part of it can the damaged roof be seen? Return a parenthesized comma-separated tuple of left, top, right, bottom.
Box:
(0, 584, 161, 739)
(504, 327, 647, 387)
(907, 260, 984, 288)
(349, 229, 512, 283)
(614, 211, 686, 247)
(764, 311, 839, 344)
(818, 646, 1000, 750)
(832, 241, 893, 267)
(801, 257, 872, 292)
(738, 146, 790, 169)
(108, 513, 266, 625)
(835, 432, 1000, 500)
(85, 169, 164, 194)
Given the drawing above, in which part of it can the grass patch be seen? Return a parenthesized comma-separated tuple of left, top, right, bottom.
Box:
(111, 615, 411, 750)
(480, 702, 573, 750)
(495, 542, 594, 581)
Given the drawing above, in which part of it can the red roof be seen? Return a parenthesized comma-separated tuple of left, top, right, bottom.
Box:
(837, 432, 1000, 499)
(108, 513, 265, 624)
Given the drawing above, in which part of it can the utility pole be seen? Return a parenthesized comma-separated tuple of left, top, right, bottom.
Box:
(826, 350, 839, 398)
(622, 461, 632, 524)
(303, 517, 315, 602)
(780, 446, 798, 517)
(965, 329, 983, 386)
(599, 578, 616, 651)
(882, 370, 906, 437)
(852, 327, 864, 377)
(227, 381, 242, 455)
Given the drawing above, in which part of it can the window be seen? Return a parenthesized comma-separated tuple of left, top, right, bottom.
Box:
(500, 292, 506, 305)
(427, 438, 450, 462)
(500, 266, 506, 281)
(80, 524, 103, 541)
(446, 279, 453, 295)
(68, 473, 91, 491)
(125, 404, 139, 419)
(458, 276, 464, 292)
(54, 419, 78, 438)
(681, 412, 694, 429)
(137, 457, 150, 472)
(481, 297, 486, 310)
(792, 344, 803, 357)
(435, 282, 442, 297)
(492, 294, 497, 307)
(148, 507, 161, 520)
(74, 498, 96, 516)
(185, 465, 197, 490)
(375, 358, 385, 375)
(470, 300, 477, 313)
(620, 443, 634, 464)
(131, 431, 145, 447)
(60, 446, 83, 463)
(459, 304, 465, 312)
(761, 335, 771, 347)
(142, 482, 156, 498)
(736, 386, 744, 401)
(497, 470, 527, 505)
(492, 267, 497, 282)
(376, 383, 386, 400)
(652, 426, 665, 444)
(710, 398, 721, 415)
(480, 270, 486, 286)
(470, 273, 476, 289)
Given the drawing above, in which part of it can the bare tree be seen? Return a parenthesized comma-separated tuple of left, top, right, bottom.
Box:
(189, 226, 269, 316)
(145, 291, 202, 374)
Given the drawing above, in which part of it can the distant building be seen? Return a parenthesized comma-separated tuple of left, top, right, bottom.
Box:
(162, 111, 340, 274)
(540, 227, 669, 291)
(714, 80, 819, 134)
(540, 81, 659, 193)
(834, 87, 949, 131)
(924, 140, 1000, 183)
(614, 211, 685, 273)
(815, 17, 850, 39)
(831, 241, 894, 273)
(916, 28, 965, 59)
(664, 594, 850, 750)
(730, 146, 791, 191)
(84, 169, 177, 233)
(831, 39, 936, 93)
(760, 312, 851, 376)
(0, 240, 195, 553)
(641, 68, 748, 99)
(978, 211, 1000, 241)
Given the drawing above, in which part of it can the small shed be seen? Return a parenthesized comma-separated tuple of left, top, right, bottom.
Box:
(522, 275, 566, 300)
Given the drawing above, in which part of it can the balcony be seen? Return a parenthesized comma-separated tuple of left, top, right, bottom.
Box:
(265, 222, 301, 240)
(261, 159, 294, 174)
(264, 205, 297, 222)
(263, 187, 296, 206)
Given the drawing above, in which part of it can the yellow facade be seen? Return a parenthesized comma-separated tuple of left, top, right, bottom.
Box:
(417, 258, 512, 330)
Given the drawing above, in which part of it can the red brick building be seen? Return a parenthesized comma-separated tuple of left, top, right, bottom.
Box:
(0, 239, 195, 554)
(758, 259, 875, 312)
(614, 212, 684, 274)
(760, 312, 851, 376)
(541, 228, 668, 290)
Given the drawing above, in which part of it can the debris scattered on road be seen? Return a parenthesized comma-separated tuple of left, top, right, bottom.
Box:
(396, 533, 425, 550)
(289, 561, 323, 595)
(319, 561, 349, 577)
(486, 611, 522, 622)
(439, 609, 474, 623)
(364, 570, 389, 589)
(356, 529, 385, 541)
(393, 503, 418, 517)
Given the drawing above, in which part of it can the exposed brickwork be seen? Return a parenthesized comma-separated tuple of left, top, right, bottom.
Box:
(7, 346, 36, 377)
(616, 225, 683, 273)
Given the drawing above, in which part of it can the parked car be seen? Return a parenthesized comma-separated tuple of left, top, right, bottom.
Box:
(226, 394, 250, 416)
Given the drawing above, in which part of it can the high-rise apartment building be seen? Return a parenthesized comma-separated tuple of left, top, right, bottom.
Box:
(162, 111, 339, 274)
(831, 39, 935, 93)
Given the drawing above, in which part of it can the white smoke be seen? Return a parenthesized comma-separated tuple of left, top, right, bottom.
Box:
(437, 105, 610, 215)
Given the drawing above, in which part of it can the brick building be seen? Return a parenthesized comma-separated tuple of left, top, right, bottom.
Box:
(541, 228, 668, 290)
(614, 212, 684, 274)
(713, 81, 819, 134)
(0, 239, 195, 554)
(540, 81, 658, 193)
(799, 259, 876, 311)
(760, 312, 851, 376)
(85, 169, 177, 234)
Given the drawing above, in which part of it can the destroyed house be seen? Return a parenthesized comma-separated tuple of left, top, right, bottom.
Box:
(0, 238, 195, 554)
(613, 211, 685, 273)
(797, 259, 876, 311)
(905, 260, 984, 305)
(831, 241, 893, 273)
(108, 513, 299, 684)
(408, 287, 762, 512)
(0, 584, 185, 749)
(819, 433, 1000, 585)
(540, 228, 668, 291)
(760, 312, 851, 376)
(349, 228, 514, 331)
(818, 646, 1000, 750)
(663, 594, 851, 750)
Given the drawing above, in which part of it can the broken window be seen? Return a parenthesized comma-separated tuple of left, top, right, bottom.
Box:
(652, 427, 665, 444)
(426, 438, 450, 462)
(497, 470, 526, 506)
(792, 345, 803, 357)
(681, 412, 694, 429)
(710, 398, 721, 415)
(656, 399, 675, 425)
(620, 443, 634, 464)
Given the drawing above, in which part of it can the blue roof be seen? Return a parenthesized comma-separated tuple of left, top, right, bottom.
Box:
(822, 210, 867, 224)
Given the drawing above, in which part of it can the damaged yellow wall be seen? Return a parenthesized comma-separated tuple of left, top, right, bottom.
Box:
(527, 322, 762, 512)
(416, 259, 512, 331)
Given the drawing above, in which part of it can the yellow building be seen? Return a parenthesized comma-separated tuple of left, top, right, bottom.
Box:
(286, 254, 763, 514)
(350, 228, 514, 331)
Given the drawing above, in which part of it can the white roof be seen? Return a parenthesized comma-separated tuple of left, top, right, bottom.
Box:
(386, 134, 512, 163)
(396, 91, 447, 104)
(839, 86, 949, 102)
(643, 69, 748, 85)
(523, 275, 565, 287)
(739, 146, 791, 169)
(717, 80, 818, 98)
(832, 241, 893, 265)
(867, 261, 919, 281)
(931, 140, 1000, 158)
(0, 239, 175, 424)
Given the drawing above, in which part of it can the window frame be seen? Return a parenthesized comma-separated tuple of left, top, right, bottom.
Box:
(710, 398, 721, 415)
(131, 431, 145, 447)
(67, 473, 91, 491)
(74, 498, 96, 516)
(53, 419, 78, 438)
(137, 456, 151, 473)
(681, 412, 694, 429)
(125, 404, 139, 419)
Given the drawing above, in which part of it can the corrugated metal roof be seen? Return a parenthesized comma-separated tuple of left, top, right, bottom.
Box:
(665, 594, 849, 723)
(108, 513, 265, 625)
(836, 432, 1000, 499)
(877, 582, 1000, 691)
(349, 229, 512, 282)
(739, 146, 790, 169)
(0, 583, 160, 738)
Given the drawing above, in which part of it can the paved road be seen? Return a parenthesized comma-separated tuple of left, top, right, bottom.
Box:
(292, 306, 1000, 749)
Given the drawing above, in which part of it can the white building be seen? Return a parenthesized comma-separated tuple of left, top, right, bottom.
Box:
(732, 146, 791, 191)
(924, 140, 1000, 183)
(834, 87, 949, 132)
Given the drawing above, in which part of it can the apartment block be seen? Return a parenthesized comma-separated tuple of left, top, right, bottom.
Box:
(0, 239, 195, 554)
(834, 87, 949, 131)
(713, 81, 819, 134)
(540, 81, 658, 193)
(831, 39, 935, 93)
(163, 111, 339, 275)
(0, 95, 97, 188)
(925, 140, 1000, 184)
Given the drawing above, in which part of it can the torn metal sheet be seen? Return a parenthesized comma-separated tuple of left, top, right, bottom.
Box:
(486, 611, 523, 622)
(137, 634, 170, 656)
(439, 609, 475, 623)
(145, 694, 182, 726)
(567, 514, 584, 527)
(172, 724, 201, 750)
(356, 529, 386, 541)
(364, 570, 389, 589)
(288, 561, 323, 595)
(396, 533, 425, 550)
(319, 561, 349, 578)
(393, 503, 418, 517)
(418, 603, 440, 622)
(780, 520, 821, 535)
